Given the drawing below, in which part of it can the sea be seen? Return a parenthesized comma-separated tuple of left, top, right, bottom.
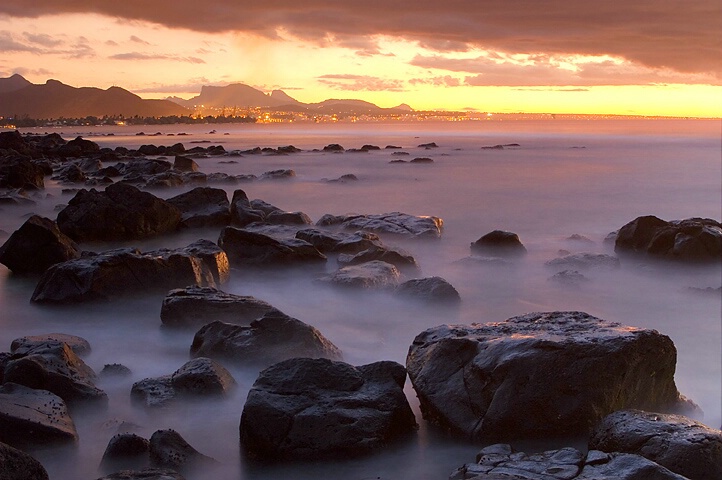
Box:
(1, 118, 720, 479)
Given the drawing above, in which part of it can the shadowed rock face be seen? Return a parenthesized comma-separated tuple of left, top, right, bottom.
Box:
(218, 226, 326, 267)
(318, 260, 401, 289)
(166, 186, 230, 228)
(406, 311, 693, 442)
(0, 441, 50, 480)
(470, 230, 527, 257)
(589, 409, 722, 480)
(240, 358, 417, 460)
(0, 215, 80, 274)
(394, 276, 461, 304)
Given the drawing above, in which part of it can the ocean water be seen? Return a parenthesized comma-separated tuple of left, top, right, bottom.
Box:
(1, 119, 720, 479)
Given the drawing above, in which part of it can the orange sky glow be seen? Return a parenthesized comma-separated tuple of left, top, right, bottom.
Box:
(0, 2, 720, 117)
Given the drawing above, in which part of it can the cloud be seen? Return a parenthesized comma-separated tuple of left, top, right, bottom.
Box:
(408, 75, 462, 87)
(22, 32, 63, 47)
(0, 31, 42, 53)
(109, 51, 206, 63)
(0, 1, 718, 78)
(317, 74, 405, 92)
(129, 35, 150, 45)
(13, 66, 53, 76)
(132, 77, 217, 94)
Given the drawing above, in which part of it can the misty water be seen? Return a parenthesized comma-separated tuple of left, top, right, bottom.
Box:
(1, 119, 720, 479)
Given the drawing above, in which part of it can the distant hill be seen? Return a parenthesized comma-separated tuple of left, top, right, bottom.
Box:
(0, 75, 189, 118)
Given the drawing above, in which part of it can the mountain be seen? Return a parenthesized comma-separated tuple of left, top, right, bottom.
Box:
(0, 75, 189, 118)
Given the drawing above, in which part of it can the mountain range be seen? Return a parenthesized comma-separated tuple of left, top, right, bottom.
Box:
(0, 74, 413, 119)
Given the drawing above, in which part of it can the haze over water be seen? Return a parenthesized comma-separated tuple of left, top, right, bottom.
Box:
(1, 119, 720, 479)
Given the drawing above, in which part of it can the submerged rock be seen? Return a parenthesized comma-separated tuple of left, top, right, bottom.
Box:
(317, 212, 443, 238)
(318, 260, 401, 290)
(0, 215, 80, 274)
(545, 252, 620, 270)
(470, 230, 527, 257)
(240, 358, 416, 460)
(406, 311, 693, 442)
(395, 276, 461, 304)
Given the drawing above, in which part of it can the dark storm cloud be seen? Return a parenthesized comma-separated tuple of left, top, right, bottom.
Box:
(0, 1, 719, 77)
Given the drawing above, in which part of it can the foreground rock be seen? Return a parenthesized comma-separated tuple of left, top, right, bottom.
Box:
(449, 443, 687, 480)
(0, 156, 45, 190)
(131, 357, 235, 408)
(470, 230, 526, 257)
(317, 212, 443, 238)
(589, 409, 722, 480)
(0, 441, 50, 480)
(160, 286, 280, 329)
(318, 260, 401, 289)
(240, 358, 416, 460)
(96, 468, 186, 480)
(0, 383, 78, 446)
(407, 311, 693, 442)
(166, 187, 230, 228)
(56, 183, 181, 242)
(101, 433, 151, 473)
(0, 215, 81, 274)
(614, 215, 722, 263)
(31, 241, 227, 303)
(11, 333, 91, 357)
(395, 277, 461, 304)
(218, 226, 326, 267)
(149, 429, 217, 472)
(190, 311, 342, 367)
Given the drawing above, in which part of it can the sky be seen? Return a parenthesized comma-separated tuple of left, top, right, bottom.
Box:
(0, 1, 720, 117)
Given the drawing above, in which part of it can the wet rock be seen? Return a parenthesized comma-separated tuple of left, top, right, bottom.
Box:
(0, 215, 80, 274)
(0, 441, 50, 480)
(327, 174, 358, 183)
(337, 245, 418, 271)
(3, 341, 107, 406)
(11, 333, 91, 357)
(295, 229, 382, 254)
(160, 286, 280, 329)
(218, 226, 326, 267)
(0, 156, 45, 190)
(589, 409, 722, 480)
(229, 189, 264, 227)
(323, 144, 344, 152)
(407, 311, 693, 442)
(166, 187, 230, 228)
(410, 157, 434, 163)
(53, 163, 87, 183)
(149, 429, 216, 472)
(260, 169, 295, 180)
(0, 382, 78, 446)
(102, 364, 133, 378)
(418, 142, 438, 148)
(177, 239, 229, 286)
(172, 155, 198, 172)
(318, 260, 401, 289)
(317, 212, 443, 238)
(101, 433, 150, 472)
(116, 159, 172, 178)
(546, 252, 620, 270)
(190, 311, 342, 367)
(240, 358, 416, 460)
(56, 183, 181, 242)
(470, 230, 526, 257)
(31, 243, 221, 304)
(614, 215, 722, 263)
(395, 276, 461, 304)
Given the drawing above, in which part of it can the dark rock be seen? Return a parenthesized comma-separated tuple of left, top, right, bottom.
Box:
(0, 441, 50, 480)
(327, 173, 358, 183)
(218, 226, 326, 267)
(589, 409, 722, 480)
(410, 157, 434, 163)
(240, 358, 416, 460)
(337, 245, 419, 271)
(149, 429, 216, 472)
(260, 169, 295, 180)
(166, 187, 230, 228)
(471, 230, 527, 257)
(67, 136, 100, 154)
(566, 234, 595, 244)
(160, 286, 280, 329)
(53, 163, 87, 183)
(11, 333, 91, 357)
(545, 253, 620, 270)
(56, 183, 181, 242)
(95, 468, 186, 480)
(190, 311, 342, 367)
(144, 171, 185, 188)
(266, 210, 312, 225)
(318, 260, 400, 289)
(362, 144, 381, 150)
(395, 277, 461, 304)
(406, 311, 693, 442)
(130, 377, 175, 408)
(177, 239, 229, 286)
(102, 364, 133, 377)
(0, 156, 45, 190)
(548, 270, 589, 287)
(3, 341, 107, 406)
(101, 433, 150, 472)
(0, 190, 35, 206)
(229, 189, 264, 227)
(295, 229, 382, 254)
(117, 159, 172, 177)
(172, 156, 198, 172)
(0, 215, 80, 274)
(0, 382, 78, 447)
(323, 144, 345, 152)
(418, 142, 438, 148)
(317, 212, 443, 238)
(614, 215, 722, 263)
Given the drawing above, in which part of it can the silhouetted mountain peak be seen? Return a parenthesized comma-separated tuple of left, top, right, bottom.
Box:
(0, 73, 33, 94)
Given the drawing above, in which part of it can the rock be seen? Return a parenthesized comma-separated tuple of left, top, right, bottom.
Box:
(160, 286, 280, 329)
(410, 157, 434, 163)
(176, 239, 229, 286)
(218, 226, 326, 267)
(149, 429, 216, 472)
(545, 253, 620, 270)
(318, 260, 401, 289)
(0, 215, 81, 274)
(418, 142, 438, 148)
(53, 163, 87, 183)
(95, 468, 187, 480)
(589, 409, 722, 480)
(614, 215, 722, 263)
(406, 311, 692, 442)
(548, 270, 589, 287)
(3, 341, 107, 406)
(576, 453, 689, 479)
(190, 311, 342, 367)
(260, 169, 295, 180)
(0, 190, 35, 206)
(101, 433, 150, 472)
(229, 189, 264, 227)
(102, 364, 133, 377)
(0, 441, 50, 480)
(327, 174, 358, 183)
(56, 183, 181, 242)
(266, 210, 312, 226)
(166, 187, 230, 228)
(337, 245, 419, 271)
(11, 333, 91, 357)
(0, 156, 45, 190)
(131, 358, 235, 408)
(323, 144, 344, 152)
(317, 212, 443, 238)
(240, 358, 416, 460)
(0, 383, 78, 446)
(395, 277, 461, 304)
(470, 230, 527, 257)
(295, 229, 382, 254)
(31, 243, 221, 304)
(172, 155, 198, 172)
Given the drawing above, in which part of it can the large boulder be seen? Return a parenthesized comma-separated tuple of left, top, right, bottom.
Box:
(190, 311, 342, 367)
(176, 239, 229, 285)
(470, 230, 527, 257)
(229, 189, 265, 227)
(11, 333, 91, 357)
(0, 441, 50, 480)
(31, 243, 223, 304)
(318, 260, 401, 289)
(589, 409, 722, 480)
(160, 286, 280, 329)
(0, 215, 80, 274)
(101, 433, 151, 473)
(394, 276, 461, 304)
(295, 229, 382, 254)
(56, 182, 182, 242)
(148, 429, 216, 472)
(166, 187, 230, 228)
(0, 383, 78, 446)
(337, 245, 419, 271)
(317, 212, 443, 238)
(218, 226, 326, 267)
(406, 311, 692, 442)
(614, 215, 722, 263)
(0, 156, 45, 190)
(240, 358, 417, 460)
